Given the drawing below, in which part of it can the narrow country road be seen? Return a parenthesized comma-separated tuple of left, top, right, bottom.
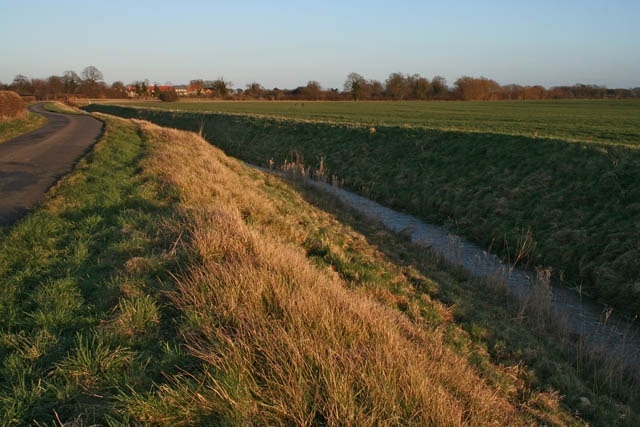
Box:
(0, 103, 103, 225)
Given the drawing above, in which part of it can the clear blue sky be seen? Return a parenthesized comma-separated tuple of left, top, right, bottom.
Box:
(1, 0, 638, 89)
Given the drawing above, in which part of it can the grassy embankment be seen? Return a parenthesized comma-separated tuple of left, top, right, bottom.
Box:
(8, 110, 640, 424)
(1, 114, 595, 425)
(84, 102, 640, 318)
(44, 101, 88, 115)
(0, 112, 47, 144)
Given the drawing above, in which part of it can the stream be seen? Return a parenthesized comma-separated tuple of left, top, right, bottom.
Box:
(259, 166, 640, 371)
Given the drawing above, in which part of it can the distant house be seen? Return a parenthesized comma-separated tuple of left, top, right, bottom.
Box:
(187, 83, 203, 96)
(125, 84, 174, 98)
(151, 85, 173, 95)
(125, 83, 203, 98)
(174, 85, 188, 96)
(126, 85, 137, 98)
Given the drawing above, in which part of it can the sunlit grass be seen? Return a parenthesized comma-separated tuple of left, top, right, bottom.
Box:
(44, 101, 87, 115)
(84, 103, 640, 319)
(131, 122, 564, 426)
(0, 111, 47, 144)
(0, 115, 184, 423)
(2, 113, 637, 425)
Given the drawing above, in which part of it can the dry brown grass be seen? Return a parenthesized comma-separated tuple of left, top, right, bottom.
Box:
(0, 90, 26, 121)
(133, 122, 571, 425)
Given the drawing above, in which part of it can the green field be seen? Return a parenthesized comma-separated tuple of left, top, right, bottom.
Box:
(85, 102, 640, 319)
(113, 99, 640, 146)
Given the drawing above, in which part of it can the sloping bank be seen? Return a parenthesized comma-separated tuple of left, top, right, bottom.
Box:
(3, 114, 576, 424)
(84, 104, 640, 317)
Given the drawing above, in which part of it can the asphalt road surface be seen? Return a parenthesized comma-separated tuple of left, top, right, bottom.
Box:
(0, 103, 103, 225)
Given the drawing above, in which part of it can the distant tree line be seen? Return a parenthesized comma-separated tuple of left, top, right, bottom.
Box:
(1, 66, 638, 101)
(1, 66, 128, 100)
(341, 73, 639, 101)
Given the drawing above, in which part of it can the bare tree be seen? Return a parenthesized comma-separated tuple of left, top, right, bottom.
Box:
(522, 85, 547, 100)
(245, 82, 264, 98)
(81, 65, 104, 83)
(303, 80, 322, 100)
(431, 76, 448, 98)
(212, 77, 231, 98)
(409, 74, 432, 100)
(454, 76, 501, 100)
(344, 72, 367, 101)
(108, 81, 127, 98)
(369, 80, 384, 98)
(31, 78, 48, 100)
(63, 71, 81, 94)
(385, 72, 410, 100)
(505, 84, 526, 100)
(79, 66, 105, 98)
(48, 75, 65, 99)
(130, 80, 149, 97)
(11, 74, 33, 96)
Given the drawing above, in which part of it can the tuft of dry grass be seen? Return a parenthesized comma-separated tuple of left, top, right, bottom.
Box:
(135, 122, 560, 425)
(0, 90, 26, 121)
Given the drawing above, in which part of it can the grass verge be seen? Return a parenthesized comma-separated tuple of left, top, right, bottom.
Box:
(44, 101, 87, 115)
(2, 113, 638, 425)
(0, 111, 47, 144)
(0, 115, 185, 423)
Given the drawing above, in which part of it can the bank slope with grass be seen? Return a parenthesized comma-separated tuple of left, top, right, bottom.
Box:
(0, 111, 47, 145)
(0, 91, 46, 144)
(1, 114, 595, 425)
(84, 104, 640, 318)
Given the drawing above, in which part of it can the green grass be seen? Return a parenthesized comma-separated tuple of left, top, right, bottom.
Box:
(43, 101, 86, 115)
(0, 116, 187, 424)
(0, 112, 47, 144)
(1, 112, 638, 424)
(84, 103, 640, 319)
(105, 99, 640, 145)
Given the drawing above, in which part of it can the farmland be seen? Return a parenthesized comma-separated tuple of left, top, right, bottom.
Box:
(112, 99, 640, 145)
(85, 100, 640, 318)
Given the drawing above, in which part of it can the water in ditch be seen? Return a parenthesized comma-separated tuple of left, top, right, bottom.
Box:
(259, 167, 640, 370)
